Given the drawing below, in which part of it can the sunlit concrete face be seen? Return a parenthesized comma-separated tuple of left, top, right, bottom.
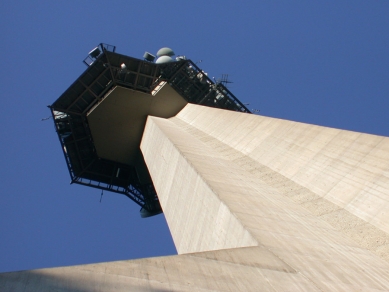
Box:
(87, 83, 187, 182)
(139, 104, 389, 290)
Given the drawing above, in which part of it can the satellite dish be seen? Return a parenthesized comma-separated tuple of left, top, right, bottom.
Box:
(155, 55, 174, 64)
(143, 52, 155, 62)
(156, 47, 175, 57)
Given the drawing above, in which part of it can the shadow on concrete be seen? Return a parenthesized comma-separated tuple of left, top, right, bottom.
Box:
(0, 269, 172, 292)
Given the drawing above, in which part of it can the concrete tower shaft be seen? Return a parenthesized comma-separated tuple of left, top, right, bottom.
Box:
(2, 104, 389, 291)
(2, 42, 389, 290)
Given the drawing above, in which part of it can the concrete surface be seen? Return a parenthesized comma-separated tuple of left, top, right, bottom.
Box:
(87, 83, 187, 183)
(1, 104, 389, 291)
(173, 104, 389, 260)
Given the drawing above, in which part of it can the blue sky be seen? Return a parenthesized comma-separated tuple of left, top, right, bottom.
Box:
(1, 1, 388, 273)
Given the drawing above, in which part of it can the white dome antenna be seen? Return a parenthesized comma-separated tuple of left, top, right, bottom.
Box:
(155, 55, 174, 64)
(156, 47, 175, 57)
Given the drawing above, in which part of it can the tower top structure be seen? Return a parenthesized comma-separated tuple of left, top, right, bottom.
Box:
(49, 43, 250, 217)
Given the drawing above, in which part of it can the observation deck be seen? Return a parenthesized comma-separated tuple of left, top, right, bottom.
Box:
(50, 43, 250, 217)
